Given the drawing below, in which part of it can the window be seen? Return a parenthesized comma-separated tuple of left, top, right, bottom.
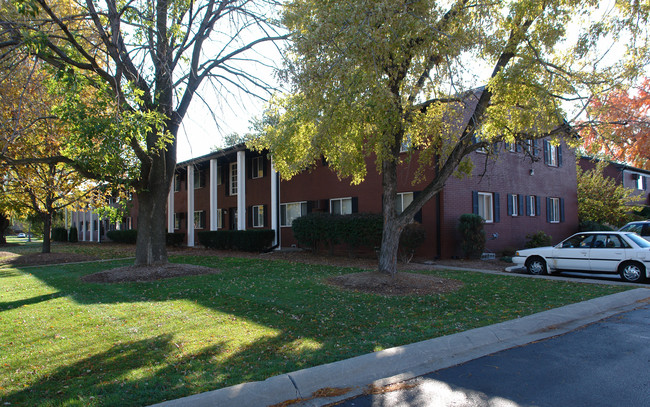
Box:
(506, 142, 517, 153)
(174, 173, 182, 192)
(251, 157, 264, 179)
(396, 192, 414, 214)
(478, 192, 494, 223)
(216, 208, 223, 229)
(527, 195, 538, 216)
(230, 162, 238, 195)
(281, 202, 308, 227)
(509, 194, 519, 216)
(548, 197, 560, 223)
(252, 205, 265, 227)
(174, 213, 181, 230)
(330, 197, 353, 215)
(217, 166, 222, 185)
(400, 134, 411, 153)
(544, 140, 561, 167)
(193, 169, 202, 189)
(634, 174, 645, 190)
(194, 211, 205, 229)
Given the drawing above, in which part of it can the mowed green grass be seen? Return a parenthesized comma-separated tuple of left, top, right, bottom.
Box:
(0, 253, 630, 406)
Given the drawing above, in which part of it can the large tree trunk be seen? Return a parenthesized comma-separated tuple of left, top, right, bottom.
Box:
(134, 126, 177, 266)
(0, 213, 8, 244)
(41, 211, 51, 254)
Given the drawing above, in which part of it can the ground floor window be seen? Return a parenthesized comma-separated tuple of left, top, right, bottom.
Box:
(548, 197, 561, 223)
(478, 192, 494, 223)
(252, 205, 265, 228)
(281, 201, 307, 227)
(194, 211, 206, 229)
(396, 192, 414, 214)
(330, 197, 353, 215)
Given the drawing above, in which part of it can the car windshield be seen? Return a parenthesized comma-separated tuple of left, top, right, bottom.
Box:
(619, 223, 642, 234)
(625, 233, 650, 248)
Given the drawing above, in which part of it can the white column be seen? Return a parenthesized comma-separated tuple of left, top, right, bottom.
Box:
(237, 151, 246, 230)
(89, 211, 95, 242)
(187, 166, 195, 246)
(81, 211, 87, 241)
(167, 188, 175, 233)
(271, 158, 279, 246)
(209, 159, 219, 230)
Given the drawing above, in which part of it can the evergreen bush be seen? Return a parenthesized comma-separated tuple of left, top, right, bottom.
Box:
(292, 212, 383, 254)
(399, 222, 426, 263)
(106, 229, 138, 244)
(68, 226, 78, 243)
(197, 230, 275, 252)
(458, 213, 485, 259)
(52, 227, 68, 242)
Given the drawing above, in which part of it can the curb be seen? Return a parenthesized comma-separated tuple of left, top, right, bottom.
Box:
(150, 288, 650, 407)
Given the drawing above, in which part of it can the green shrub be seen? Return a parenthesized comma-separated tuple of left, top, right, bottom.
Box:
(524, 231, 552, 248)
(579, 220, 614, 232)
(107, 229, 138, 244)
(52, 227, 68, 242)
(500, 246, 517, 257)
(292, 212, 383, 254)
(458, 213, 485, 259)
(197, 230, 275, 252)
(166, 233, 185, 247)
(68, 227, 78, 243)
(399, 223, 426, 263)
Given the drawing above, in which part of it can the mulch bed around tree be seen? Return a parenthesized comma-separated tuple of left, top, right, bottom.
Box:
(80, 263, 221, 283)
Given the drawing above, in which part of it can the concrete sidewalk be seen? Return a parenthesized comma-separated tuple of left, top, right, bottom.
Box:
(151, 288, 650, 407)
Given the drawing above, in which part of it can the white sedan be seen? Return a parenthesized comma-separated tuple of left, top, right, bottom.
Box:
(513, 231, 650, 283)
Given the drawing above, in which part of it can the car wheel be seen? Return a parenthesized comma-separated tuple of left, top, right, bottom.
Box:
(526, 257, 547, 275)
(619, 261, 646, 283)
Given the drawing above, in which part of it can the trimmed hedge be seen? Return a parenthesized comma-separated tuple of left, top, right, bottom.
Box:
(68, 227, 78, 243)
(292, 213, 383, 253)
(107, 229, 138, 244)
(167, 232, 185, 247)
(198, 230, 275, 252)
(52, 227, 68, 242)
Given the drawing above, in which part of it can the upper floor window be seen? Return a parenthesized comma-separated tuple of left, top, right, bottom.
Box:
(230, 162, 238, 195)
(174, 173, 182, 192)
(544, 140, 561, 167)
(251, 156, 264, 179)
(194, 169, 203, 189)
(280, 201, 307, 227)
(331, 197, 353, 215)
(633, 174, 646, 190)
(217, 166, 222, 185)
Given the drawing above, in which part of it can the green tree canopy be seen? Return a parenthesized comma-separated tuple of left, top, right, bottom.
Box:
(254, 0, 650, 275)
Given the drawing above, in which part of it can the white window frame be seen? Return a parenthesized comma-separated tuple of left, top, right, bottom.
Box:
(510, 194, 519, 217)
(478, 192, 494, 223)
(216, 166, 222, 185)
(251, 156, 264, 179)
(528, 195, 537, 216)
(330, 197, 353, 215)
(506, 142, 517, 153)
(194, 211, 205, 229)
(396, 192, 414, 214)
(216, 208, 223, 229)
(549, 197, 560, 223)
(635, 175, 644, 190)
(280, 201, 308, 227)
(252, 205, 265, 228)
(230, 162, 238, 195)
(173, 213, 180, 230)
(547, 143, 558, 167)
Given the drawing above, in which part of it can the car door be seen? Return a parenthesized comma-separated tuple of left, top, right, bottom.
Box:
(589, 234, 627, 272)
(550, 234, 594, 271)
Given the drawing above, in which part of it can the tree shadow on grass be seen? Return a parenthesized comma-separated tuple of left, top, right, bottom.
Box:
(0, 292, 65, 312)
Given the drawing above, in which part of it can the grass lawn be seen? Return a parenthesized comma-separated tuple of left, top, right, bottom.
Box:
(0, 251, 631, 406)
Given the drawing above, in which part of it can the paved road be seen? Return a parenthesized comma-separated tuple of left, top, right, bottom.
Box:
(336, 303, 650, 407)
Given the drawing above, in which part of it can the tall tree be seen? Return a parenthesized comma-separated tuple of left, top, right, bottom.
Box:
(254, 0, 650, 276)
(581, 78, 650, 170)
(577, 160, 640, 227)
(1, 0, 287, 265)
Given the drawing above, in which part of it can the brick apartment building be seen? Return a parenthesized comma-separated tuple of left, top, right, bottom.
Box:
(126, 134, 579, 259)
(578, 156, 650, 208)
